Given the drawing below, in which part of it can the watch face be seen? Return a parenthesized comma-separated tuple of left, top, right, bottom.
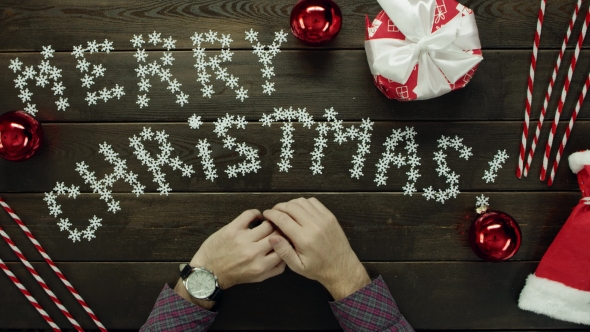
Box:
(186, 269, 216, 299)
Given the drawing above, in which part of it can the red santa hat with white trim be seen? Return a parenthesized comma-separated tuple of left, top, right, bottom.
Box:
(518, 150, 590, 325)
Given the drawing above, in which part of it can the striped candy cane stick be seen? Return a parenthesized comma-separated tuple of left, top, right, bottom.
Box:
(523, 0, 582, 177)
(0, 224, 83, 331)
(0, 257, 61, 331)
(517, 0, 546, 178)
(548, 72, 590, 186)
(0, 197, 106, 332)
(541, 8, 590, 181)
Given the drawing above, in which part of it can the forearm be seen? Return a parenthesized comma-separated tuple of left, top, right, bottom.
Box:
(322, 257, 371, 301)
(330, 276, 414, 332)
(140, 284, 217, 332)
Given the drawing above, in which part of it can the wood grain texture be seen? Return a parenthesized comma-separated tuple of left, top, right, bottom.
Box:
(0, 122, 585, 193)
(0, 262, 586, 330)
(0, 192, 579, 262)
(1, 0, 589, 51)
(2, 49, 590, 122)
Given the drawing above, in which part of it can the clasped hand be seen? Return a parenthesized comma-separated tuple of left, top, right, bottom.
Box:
(176, 197, 370, 306)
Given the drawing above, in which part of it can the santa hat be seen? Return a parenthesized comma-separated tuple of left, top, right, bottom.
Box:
(518, 150, 590, 325)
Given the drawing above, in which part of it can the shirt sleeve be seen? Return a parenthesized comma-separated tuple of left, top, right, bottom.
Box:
(329, 275, 414, 332)
(140, 283, 217, 332)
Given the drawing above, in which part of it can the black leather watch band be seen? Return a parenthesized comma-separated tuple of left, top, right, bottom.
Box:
(209, 287, 224, 301)
(180, 264, 193, 280)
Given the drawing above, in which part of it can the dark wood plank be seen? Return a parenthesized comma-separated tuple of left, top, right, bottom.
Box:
(1, 0, 589, 51)
(0, 122, 585, 193)
(0, 262, 585, 330)
(0, 192, 578, 262)
(2, 49, 590, 122)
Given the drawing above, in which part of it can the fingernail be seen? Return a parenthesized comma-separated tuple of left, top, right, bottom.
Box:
(269, 237, 281, 247)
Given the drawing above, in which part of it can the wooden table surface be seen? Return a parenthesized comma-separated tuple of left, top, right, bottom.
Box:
(1, 0, 590, 330)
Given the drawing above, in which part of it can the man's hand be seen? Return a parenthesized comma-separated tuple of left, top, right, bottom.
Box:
(175, 209, 286, 307)
(263, 198, 371, 301)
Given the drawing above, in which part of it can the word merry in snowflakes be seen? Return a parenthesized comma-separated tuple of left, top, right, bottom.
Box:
(9, 29, 288, 116)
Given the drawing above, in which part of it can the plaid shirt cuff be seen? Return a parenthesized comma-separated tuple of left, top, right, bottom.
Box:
(140, 283, 217, 332)
(329, 275, 414, 332)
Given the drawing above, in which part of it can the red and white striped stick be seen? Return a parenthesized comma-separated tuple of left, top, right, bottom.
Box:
(0, 224, 83, 331)
(517, 0, 546, 179)
(523, 0, 582, 177)
(540, 8, 590, 181)
(0, 256, 61, 331)
(0, 197, 107, 332)
(548, 72, 590, 186)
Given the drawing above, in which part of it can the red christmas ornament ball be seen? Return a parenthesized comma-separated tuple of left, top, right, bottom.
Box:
(290, 0, 342, 45)
(469, 210, 522, 262)
(0, 111, 43, 161)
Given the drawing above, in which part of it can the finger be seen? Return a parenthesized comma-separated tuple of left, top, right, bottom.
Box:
(263, 251, 283, 268)
(255, 261, 287, 282)
(263, 209, 302, 242)
(248, 220, 275, 242)
(272, 200, 313, 226)
(308, 197, 333, 217)
(293, 197, 323, 217)
(256, 230, 282, 253)
(269, 234, 303, 274)
(231, 209, 263, 230)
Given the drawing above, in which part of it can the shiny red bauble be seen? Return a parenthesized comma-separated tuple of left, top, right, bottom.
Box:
(0, 111, 43, 161)
(469, 210, 522, 262)
(290, 0, 342, 45)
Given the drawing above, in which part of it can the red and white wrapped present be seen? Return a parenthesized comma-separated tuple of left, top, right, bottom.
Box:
(365, 0, 483, 101)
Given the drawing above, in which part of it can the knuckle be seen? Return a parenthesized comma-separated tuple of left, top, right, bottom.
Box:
(286, 202, 299, 211)
(245, 209, 258, 219)
(243, 249, 257, 262)
(279, 213, 291, 225)
(250, 264, 265, 275)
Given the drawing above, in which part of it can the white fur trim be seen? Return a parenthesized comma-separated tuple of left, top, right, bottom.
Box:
(518, 274, 590, 325)
(568, 150, 590, 174)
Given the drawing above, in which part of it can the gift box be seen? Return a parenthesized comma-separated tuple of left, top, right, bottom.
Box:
(365, 0, 483, 101)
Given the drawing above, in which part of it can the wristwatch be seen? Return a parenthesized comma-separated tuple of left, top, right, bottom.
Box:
(179, 263, 223, 301)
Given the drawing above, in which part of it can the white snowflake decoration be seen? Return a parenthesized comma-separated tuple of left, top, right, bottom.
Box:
(476, 194, 489, 208)
(306, 108, 373, 177)
(191, 31, 249, 101)
(211, 114, 260, 178)
(73, 40, 125, 106)
(188, 114, 204, 129)
(245, 29, 287, 95)
(130, 127, 195, 194)
(132, 32, 188, 108)
(374, 127, 421, 196)
(260, 107, 315, 172)
(423, 135, 472, 204)
(195, 139, 218, 181)
(46, 128, 194, 242)
(10, 45, 69, 115)
(483, 150, 509, 183)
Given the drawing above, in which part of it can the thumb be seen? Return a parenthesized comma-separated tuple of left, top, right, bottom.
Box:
(269, 235, 303, 272)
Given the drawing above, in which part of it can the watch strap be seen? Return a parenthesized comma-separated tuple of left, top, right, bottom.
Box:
(208, 286, 223, 301)
(179, 263, 193, 280)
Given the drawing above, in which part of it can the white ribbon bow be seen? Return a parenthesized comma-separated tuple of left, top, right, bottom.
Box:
(365, 0, 483, 100)
(583, 197, 590, 205)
